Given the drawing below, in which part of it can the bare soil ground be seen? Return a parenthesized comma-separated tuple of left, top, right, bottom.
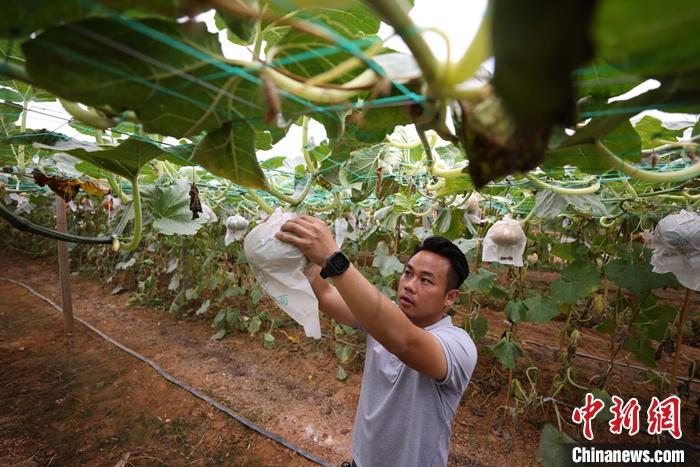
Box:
(1, 251, 699, 466)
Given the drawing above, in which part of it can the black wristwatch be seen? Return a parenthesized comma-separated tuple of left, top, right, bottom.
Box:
(320, 251, 350, 279)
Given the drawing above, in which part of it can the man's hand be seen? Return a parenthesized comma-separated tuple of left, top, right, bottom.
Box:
(275, 215, 337, 266)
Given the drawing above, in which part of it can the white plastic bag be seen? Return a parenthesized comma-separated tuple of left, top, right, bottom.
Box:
(243, 210, 321, 338)
(201, 203, 218, 223)
(224, 215, 249, 246)
(482, 216, 527, 266)
(650, 210, 700, 291)
(334, 217, 349, 248)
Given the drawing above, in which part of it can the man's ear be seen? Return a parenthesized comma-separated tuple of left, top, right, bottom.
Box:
(444, 289, 460, 308)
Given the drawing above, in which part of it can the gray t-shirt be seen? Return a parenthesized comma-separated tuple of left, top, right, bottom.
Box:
(351, 315, 477, 467)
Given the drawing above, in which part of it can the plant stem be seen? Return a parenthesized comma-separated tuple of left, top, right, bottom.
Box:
(209, 0, 337, 43)
(245, 190, 274, 214)
(387, 129, 438, 149)
(304, 38, 384, 87)
(671, 288, 693, 389)
(118, 176, 142, 251)
(417, 127, 435, 174)
(444, 9, 492, 85)
(105, 170, 132, 203)
(524, 173, 600, 195)
(431, 164, 469, 179)
(596, 140, 700, 183)
(252, 14, 264, 59)
(367, 0, 439, 85)
(268, 173, 317, 206)
(519, 206, 536, 226)
(267, 66, 376, 104)
(17, 93, 28, 169)
(301, 116, 316, 171)
(603, 292, 643, 386)
(59, 99, 114, 129)
(623, 177, 638, 200)
(506, 326, 518, 408)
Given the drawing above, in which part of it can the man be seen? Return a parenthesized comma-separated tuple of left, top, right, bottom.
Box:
(276, 215, 477, 467)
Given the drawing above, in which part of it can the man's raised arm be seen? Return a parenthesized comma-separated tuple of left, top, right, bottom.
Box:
(277, 216, 448, 380)
(305, 264, 358, 328)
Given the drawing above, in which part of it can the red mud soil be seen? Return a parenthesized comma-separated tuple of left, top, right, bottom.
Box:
(1, 251, 699, 466)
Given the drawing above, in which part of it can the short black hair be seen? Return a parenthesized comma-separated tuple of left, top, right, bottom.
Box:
(412, 236, 469, 291)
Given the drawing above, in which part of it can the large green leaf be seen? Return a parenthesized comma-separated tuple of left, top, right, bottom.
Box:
(372, 242, 404, 276)
(0, 130, 182, 178)
(549, 242, 586, 262)
(264, 2, 380, 82)
(0, 78, 56, 103)
(318, 134, 365, 186)
(0, 128, 57, 167)
(455, 97, 552, 189)
(536, 424, 575, 467)
(1, 1, 205, 39)
(0, 88, 23, 102)
(625, 333, 657, 368)
(464, 267, 497, 294)
(490, 335, 521, 370)
(141, 181, 206, 236)
(339, 144, 383, 185)
(29, 134, 169, 179)
(544, 119, 641, 173)
(492, 0, 596, 129)
(575, 60, 642, 102)
(545, 82, 699, 172)
(605, 259, 677, 295)
(1, 1, 93, 38)
(214, 1, 258, 45)
(551, 261, 600, 304)
(0, 101, 21, 126)
(634, 115, 686, 150)
(594, 0, 700, 90)
(352, 103, 411, 143)
(21, 17, 279, 138)
(436, 176, 474, 197)
(1, 129, 70, 147)
(522, 296, 561, 323)
(636, 304, 677, 342)
(191, 121, 267, 190)
(504, 300, 524, 323)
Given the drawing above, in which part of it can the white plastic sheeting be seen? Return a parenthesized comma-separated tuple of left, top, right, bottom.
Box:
(650, 210, 700, 291)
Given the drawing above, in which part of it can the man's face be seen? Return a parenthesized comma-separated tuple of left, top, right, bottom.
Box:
(397, 250, 459, 327)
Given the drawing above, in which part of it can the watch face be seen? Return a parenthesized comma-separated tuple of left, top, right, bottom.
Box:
(329, 252, 348, 270)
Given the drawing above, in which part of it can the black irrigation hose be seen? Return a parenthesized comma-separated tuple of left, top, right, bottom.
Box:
(0, 277, 332, 467)
(0, 203, 113, 244)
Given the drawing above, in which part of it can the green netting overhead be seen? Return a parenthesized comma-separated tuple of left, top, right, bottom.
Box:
(1, 0, 699, 208)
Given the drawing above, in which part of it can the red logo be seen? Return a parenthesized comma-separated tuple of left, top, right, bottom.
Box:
(647, 395, 682, 439)
(572, 393, 683, 440)
(572, 393, 605, 440)
(609, 396, 641, 436)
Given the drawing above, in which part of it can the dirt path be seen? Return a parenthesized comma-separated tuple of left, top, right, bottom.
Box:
(0, 281, 311, 466)
(1, 251, 698, 466)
